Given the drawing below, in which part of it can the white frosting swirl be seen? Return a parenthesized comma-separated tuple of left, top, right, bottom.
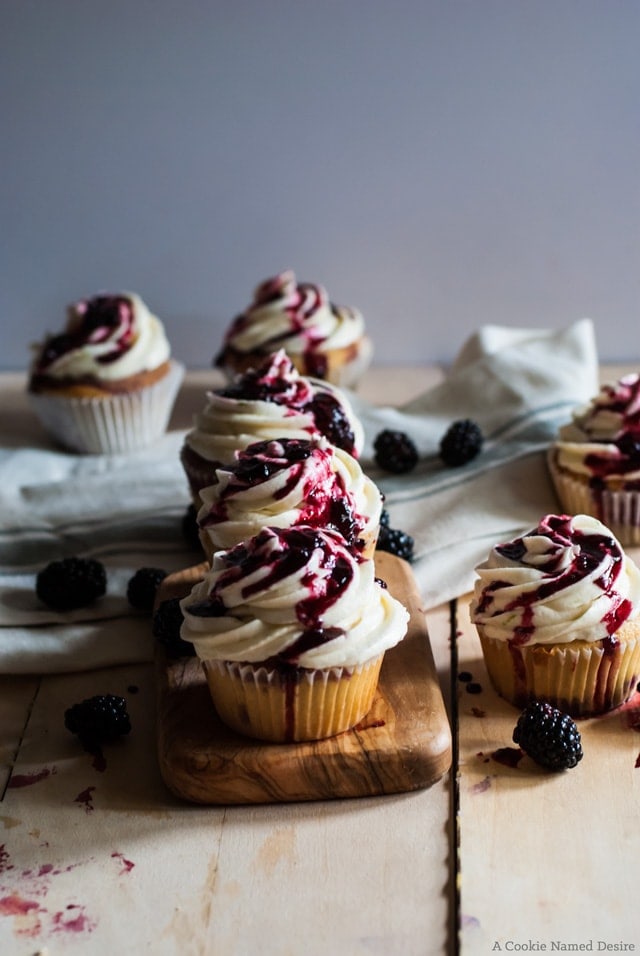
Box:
(470, 514, 640, 645)
(183, 350, 364, 465)
(31, 291, 171, 381)
(197, 437, 382, 552)
(552, 374, 640, 480)
(222, 271, 365, 354)
(180, 526, 408, 668)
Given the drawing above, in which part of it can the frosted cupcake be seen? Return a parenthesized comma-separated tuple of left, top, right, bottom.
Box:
(28, 291, 183, 454)
(548, 373, 640, 544)
(180, 349, 364, 505)
(214, 271, 373, 388)
(470, 513, 640, 717)
(197, 436, 383, 561)
(180, 526, 409, 742)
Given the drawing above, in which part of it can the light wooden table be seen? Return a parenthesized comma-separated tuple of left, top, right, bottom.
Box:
(1, 366, 639, 956)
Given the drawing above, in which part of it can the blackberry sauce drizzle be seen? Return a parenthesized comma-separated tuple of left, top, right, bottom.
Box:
(36, 295, 135, 370)
(478, 515, 630, 646)
(198, 439, 364, 549)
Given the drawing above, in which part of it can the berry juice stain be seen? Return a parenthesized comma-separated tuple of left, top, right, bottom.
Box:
(8, 767, 56, 789)
(111, 851, 135, 874)
(491, 747, 524, 769)
(73, 786, 95, 813)
(471, 776, 491, 794)
(470, 707, 486, 718)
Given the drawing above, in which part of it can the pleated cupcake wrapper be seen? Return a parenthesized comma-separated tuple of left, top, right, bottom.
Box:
(202, 655, 383, 743)
(477, 629, 640, 717)
(30, 360, 185, 455)
(548, 458, 640, 546)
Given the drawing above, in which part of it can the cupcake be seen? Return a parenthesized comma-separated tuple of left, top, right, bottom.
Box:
(180, 349, 365, 506)
(214, 271, 373, 388)
(197, 436, 383, 562)
(548, 373, 640, 545)
(179, 525, 409, 742)
(28, 291, 184, 454)
(469, 513, 640, 717)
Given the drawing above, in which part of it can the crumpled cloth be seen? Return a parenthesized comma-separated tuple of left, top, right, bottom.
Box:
(350, 317, 598, 607)
(0, 319, 598, 673)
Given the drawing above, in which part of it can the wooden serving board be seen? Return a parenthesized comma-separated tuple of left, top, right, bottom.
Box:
(155, 551, 452, 805)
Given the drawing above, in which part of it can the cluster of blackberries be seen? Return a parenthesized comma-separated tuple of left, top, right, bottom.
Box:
(513, 701, 583, 772)
(376, 509, 415, 563)
(373, 419, 484, 476)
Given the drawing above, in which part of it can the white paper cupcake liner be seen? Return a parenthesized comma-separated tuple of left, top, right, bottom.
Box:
(202, 655, 383, 742)
(548, 460, 640, 546)
(29, 360, 184, 455)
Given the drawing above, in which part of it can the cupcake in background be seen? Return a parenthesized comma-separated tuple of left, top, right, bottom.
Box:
(180, 349, 365, 506)
(214, 270, 373, 388)
(547, 373, 640, 544)
(28, 291, 184, 454)
(179, 525, 409, 743)
(197, 436, 383, 562)
(469, 513, 640, 717)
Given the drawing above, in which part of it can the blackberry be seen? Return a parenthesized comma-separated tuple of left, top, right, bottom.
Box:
(64, 694, 131, 752)
(127, 567, 167, 612)
(512, 701, 583, 771)
(373, 430, 419, 474)
(380, 508, 391, 528)
(36, 556, 107, 611)
(152, 597, 195, 658)
(182, 504, 201, 550)
(377, 525, 415, 562)
(439, 419, 484, 467)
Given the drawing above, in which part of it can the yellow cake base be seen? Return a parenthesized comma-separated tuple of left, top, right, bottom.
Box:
(202, 654, 384, 743)
(477, 621, 640, 717)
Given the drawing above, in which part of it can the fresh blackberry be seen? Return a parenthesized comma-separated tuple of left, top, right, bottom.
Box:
(373, 429, 419, 474)
(152, 597, 195, 658)
(126, 567, 168, 612)
(512, 701, 583, 771)
(64, 694, 131, 752)
(377, 525, 415, 562)
(36, 556, 107, 611)
(380, 508, 391, 528)
(439, 419, 484, 467)
(182, 503, 201, 550)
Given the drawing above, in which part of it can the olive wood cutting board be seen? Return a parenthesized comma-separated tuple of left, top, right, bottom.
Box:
(155, 551, 452, 805)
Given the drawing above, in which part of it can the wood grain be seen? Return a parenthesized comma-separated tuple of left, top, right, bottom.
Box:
(155, 551, 452, 805)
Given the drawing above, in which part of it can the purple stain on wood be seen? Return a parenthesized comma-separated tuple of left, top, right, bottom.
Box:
(0, 844, 13, 873)
(8, 767, 56, 789)
(635, 753, 640, 769)
(111, 852, 134, 874)
(491, 747, 524, 768)
(73, 786, 95, 813)
(51, 903, 96, 934)
(471, 776, 491, 794)
(470, 706, 486, 718)
(0, 893, 41, 916)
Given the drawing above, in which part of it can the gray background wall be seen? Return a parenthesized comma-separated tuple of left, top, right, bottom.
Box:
(2, 1, 639, 372)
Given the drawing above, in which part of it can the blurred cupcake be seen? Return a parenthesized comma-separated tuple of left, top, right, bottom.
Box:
(179, 525, 409, 742)
(469, 513, 640, 717)
(548, 373, 640, 545)
(214, 271, 373, 388)
(197, 436, 383, 562)
(180, 349, 364, 506)
(28, 291, 183, 454)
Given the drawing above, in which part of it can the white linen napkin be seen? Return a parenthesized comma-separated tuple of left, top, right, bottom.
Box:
(0, 318, 598, 674)
(352, 318, 599, 608)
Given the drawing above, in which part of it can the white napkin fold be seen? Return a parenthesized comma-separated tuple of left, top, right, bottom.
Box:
(0, 319, 598, 674)
(351, 318, 599, 608)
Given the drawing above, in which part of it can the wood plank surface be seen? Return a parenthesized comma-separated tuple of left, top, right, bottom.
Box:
(455, 570, 640, 952)
(155, 551, 452, 805)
